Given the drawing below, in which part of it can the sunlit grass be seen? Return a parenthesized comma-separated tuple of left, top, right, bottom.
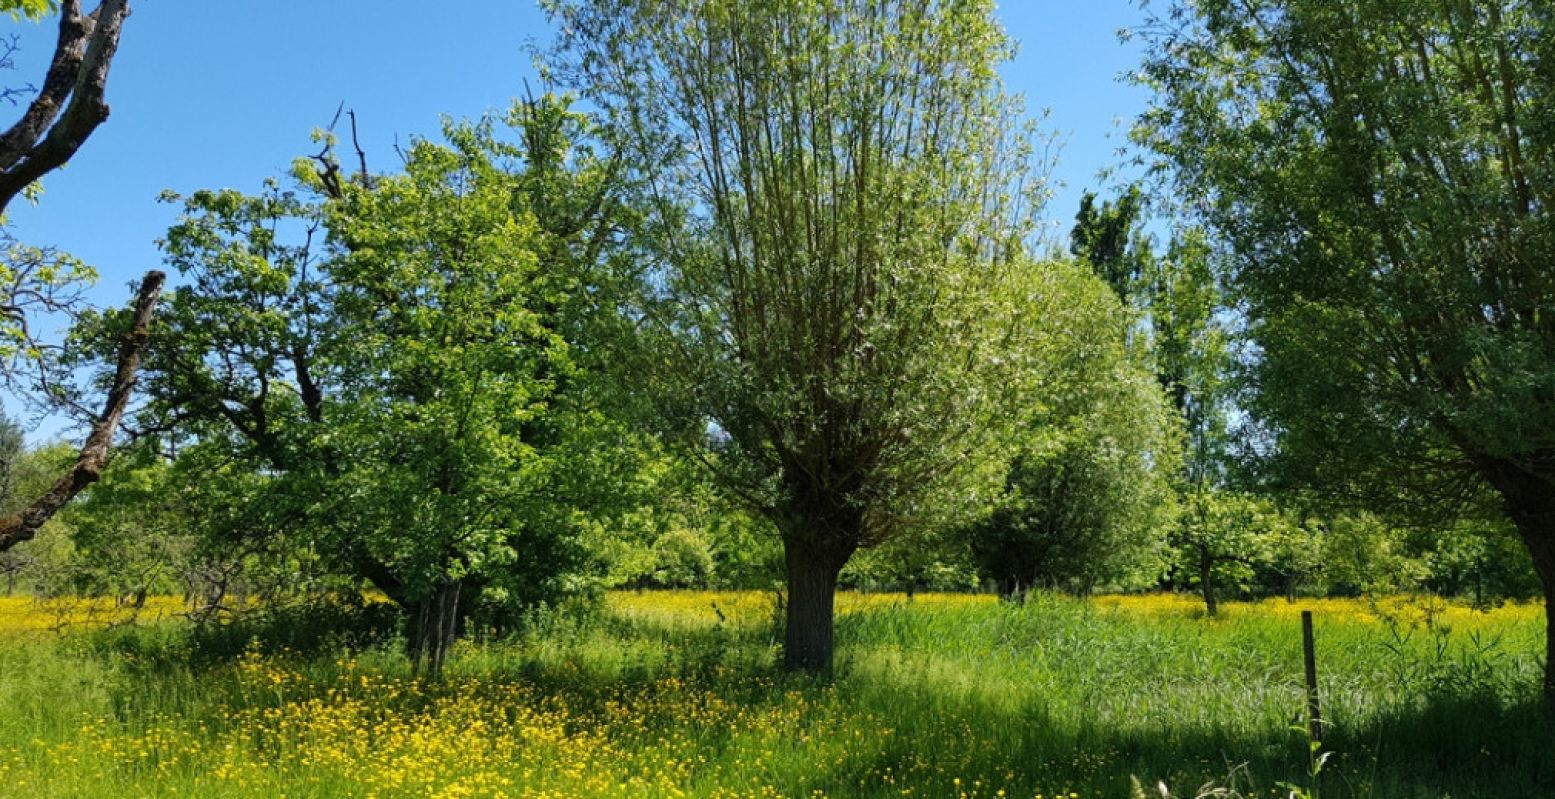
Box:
(0, 591, 1547, 797)
(604, 589, 996, 630)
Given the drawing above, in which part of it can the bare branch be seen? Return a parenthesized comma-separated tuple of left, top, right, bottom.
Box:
(0, 269, 164, 552)
(0, 0, 131, 215)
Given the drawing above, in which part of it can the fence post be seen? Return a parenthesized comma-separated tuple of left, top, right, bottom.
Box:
(1302, 609, 1322, 743)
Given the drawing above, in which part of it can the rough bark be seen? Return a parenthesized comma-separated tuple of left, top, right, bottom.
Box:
(781, 535, 854, 673)
(0, 0, 131, 215)
(0, 269, 164, 552)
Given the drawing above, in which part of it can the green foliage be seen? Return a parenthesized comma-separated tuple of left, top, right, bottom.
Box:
(967, 266, 1179, 594)
(1140, 230, 1231, 485)
(547, 0, 1061, 552)
(648, 528, 715, 590)
(0, 412, 20, 503)
(136, 96, 640, 626)
(1320, 512, 1429, 598)
(0, 439, 75, 594)
(0, 242, 96, 403)
(0, 0, 51, 22)
(841, 532, 980, 593)
(1069, 188, 1232, 487)
(1169, 490, 1296, 607)
(587, 455, 779, 590)
(1071, 186, 1149, 301)
(1424, 520, 1541, 604)
(1135, 0, 1555, 534)
(56, 447, 194, 599)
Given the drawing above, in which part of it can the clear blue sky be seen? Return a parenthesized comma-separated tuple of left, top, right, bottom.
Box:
(2, 0, 1150, 435)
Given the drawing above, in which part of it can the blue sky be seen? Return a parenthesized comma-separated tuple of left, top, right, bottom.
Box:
(2, 0, 1151, 435)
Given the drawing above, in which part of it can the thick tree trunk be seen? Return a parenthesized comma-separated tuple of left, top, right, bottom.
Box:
(1547, 587, 1555, 709)
(1513, 529, 1555, 708)
(1477, 458, 1555, 708)
(1515, 530, 1555, 708)
(782, 536, 853, 673)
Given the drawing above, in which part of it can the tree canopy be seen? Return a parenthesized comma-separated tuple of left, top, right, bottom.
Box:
(135, 98, 639, 675)
(1137, 0, 1555, 700)
(546, 0, 1087, 671)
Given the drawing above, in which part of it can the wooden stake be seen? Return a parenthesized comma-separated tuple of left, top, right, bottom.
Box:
(1302, 609, 1322, 742)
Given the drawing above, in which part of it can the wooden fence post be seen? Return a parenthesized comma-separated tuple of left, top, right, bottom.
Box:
(1302, 609, 1322, 743)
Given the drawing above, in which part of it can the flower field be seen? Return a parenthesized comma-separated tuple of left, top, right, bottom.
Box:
(0, 592, 1548, 798)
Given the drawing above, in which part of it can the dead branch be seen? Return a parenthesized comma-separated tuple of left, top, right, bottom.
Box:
(0, 269, 164, 552)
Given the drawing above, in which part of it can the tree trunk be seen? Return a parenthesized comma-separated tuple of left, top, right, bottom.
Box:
(1199, 547, 1218, 617)
(408, 579, 461, 679)
(1515, 529, 1555, 709)
(1512, 529, 1555, 708)
(1477, 458, 1555, 708)
(782, 536, 852, 673)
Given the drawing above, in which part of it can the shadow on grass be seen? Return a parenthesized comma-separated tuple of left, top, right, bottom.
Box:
(71, 603, 1555, 799)
(83, 597, 402, 669)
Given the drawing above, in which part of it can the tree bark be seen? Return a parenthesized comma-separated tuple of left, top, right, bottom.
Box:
(408, 579, 462, 679)
(781, 535, 853, 673)
(1511, 522, 1555, 708)
(0, 0, 132, 215)
(1199, 546, 1218, 617)
(1511, 516, 1555, 708)
(0, 270, 164, 553)
(1476, 458, 1555, 708)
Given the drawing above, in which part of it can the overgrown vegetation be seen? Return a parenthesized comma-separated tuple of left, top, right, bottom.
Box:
(0, 592, 1549, 798)
(0, 0, 1549, 794)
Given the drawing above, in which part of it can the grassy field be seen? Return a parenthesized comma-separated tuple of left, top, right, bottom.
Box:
(0, 591, 1548, 798)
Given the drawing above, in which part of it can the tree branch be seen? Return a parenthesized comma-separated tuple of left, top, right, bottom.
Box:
(0, 269, 164, 552)
(0, 0, 131, 215)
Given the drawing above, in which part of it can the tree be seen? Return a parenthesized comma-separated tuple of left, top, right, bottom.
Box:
(1138, 231, 1230, 486)
(1138, 0, 1555, 701)
(0, 0, 162, 555)
(140, 99, 632, 675)
(1319, 512, 1427, 598)
(968, 268, 1178, 596)
(1169, 489, 1289, 615)
(547, 0, 1061, 671)
(1071, 186, 1149, 302)
(1072, 188, 1234, 610)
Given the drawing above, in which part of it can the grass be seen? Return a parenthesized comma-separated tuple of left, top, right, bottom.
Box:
(0, 591, 1548, 798)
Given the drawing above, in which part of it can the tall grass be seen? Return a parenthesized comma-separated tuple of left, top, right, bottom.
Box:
(0, 592, 1547, 798)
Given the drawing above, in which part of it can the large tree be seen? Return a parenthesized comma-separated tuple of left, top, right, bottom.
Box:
(548, 0, 1065, 671)
(1138, 0, 1555, 702)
